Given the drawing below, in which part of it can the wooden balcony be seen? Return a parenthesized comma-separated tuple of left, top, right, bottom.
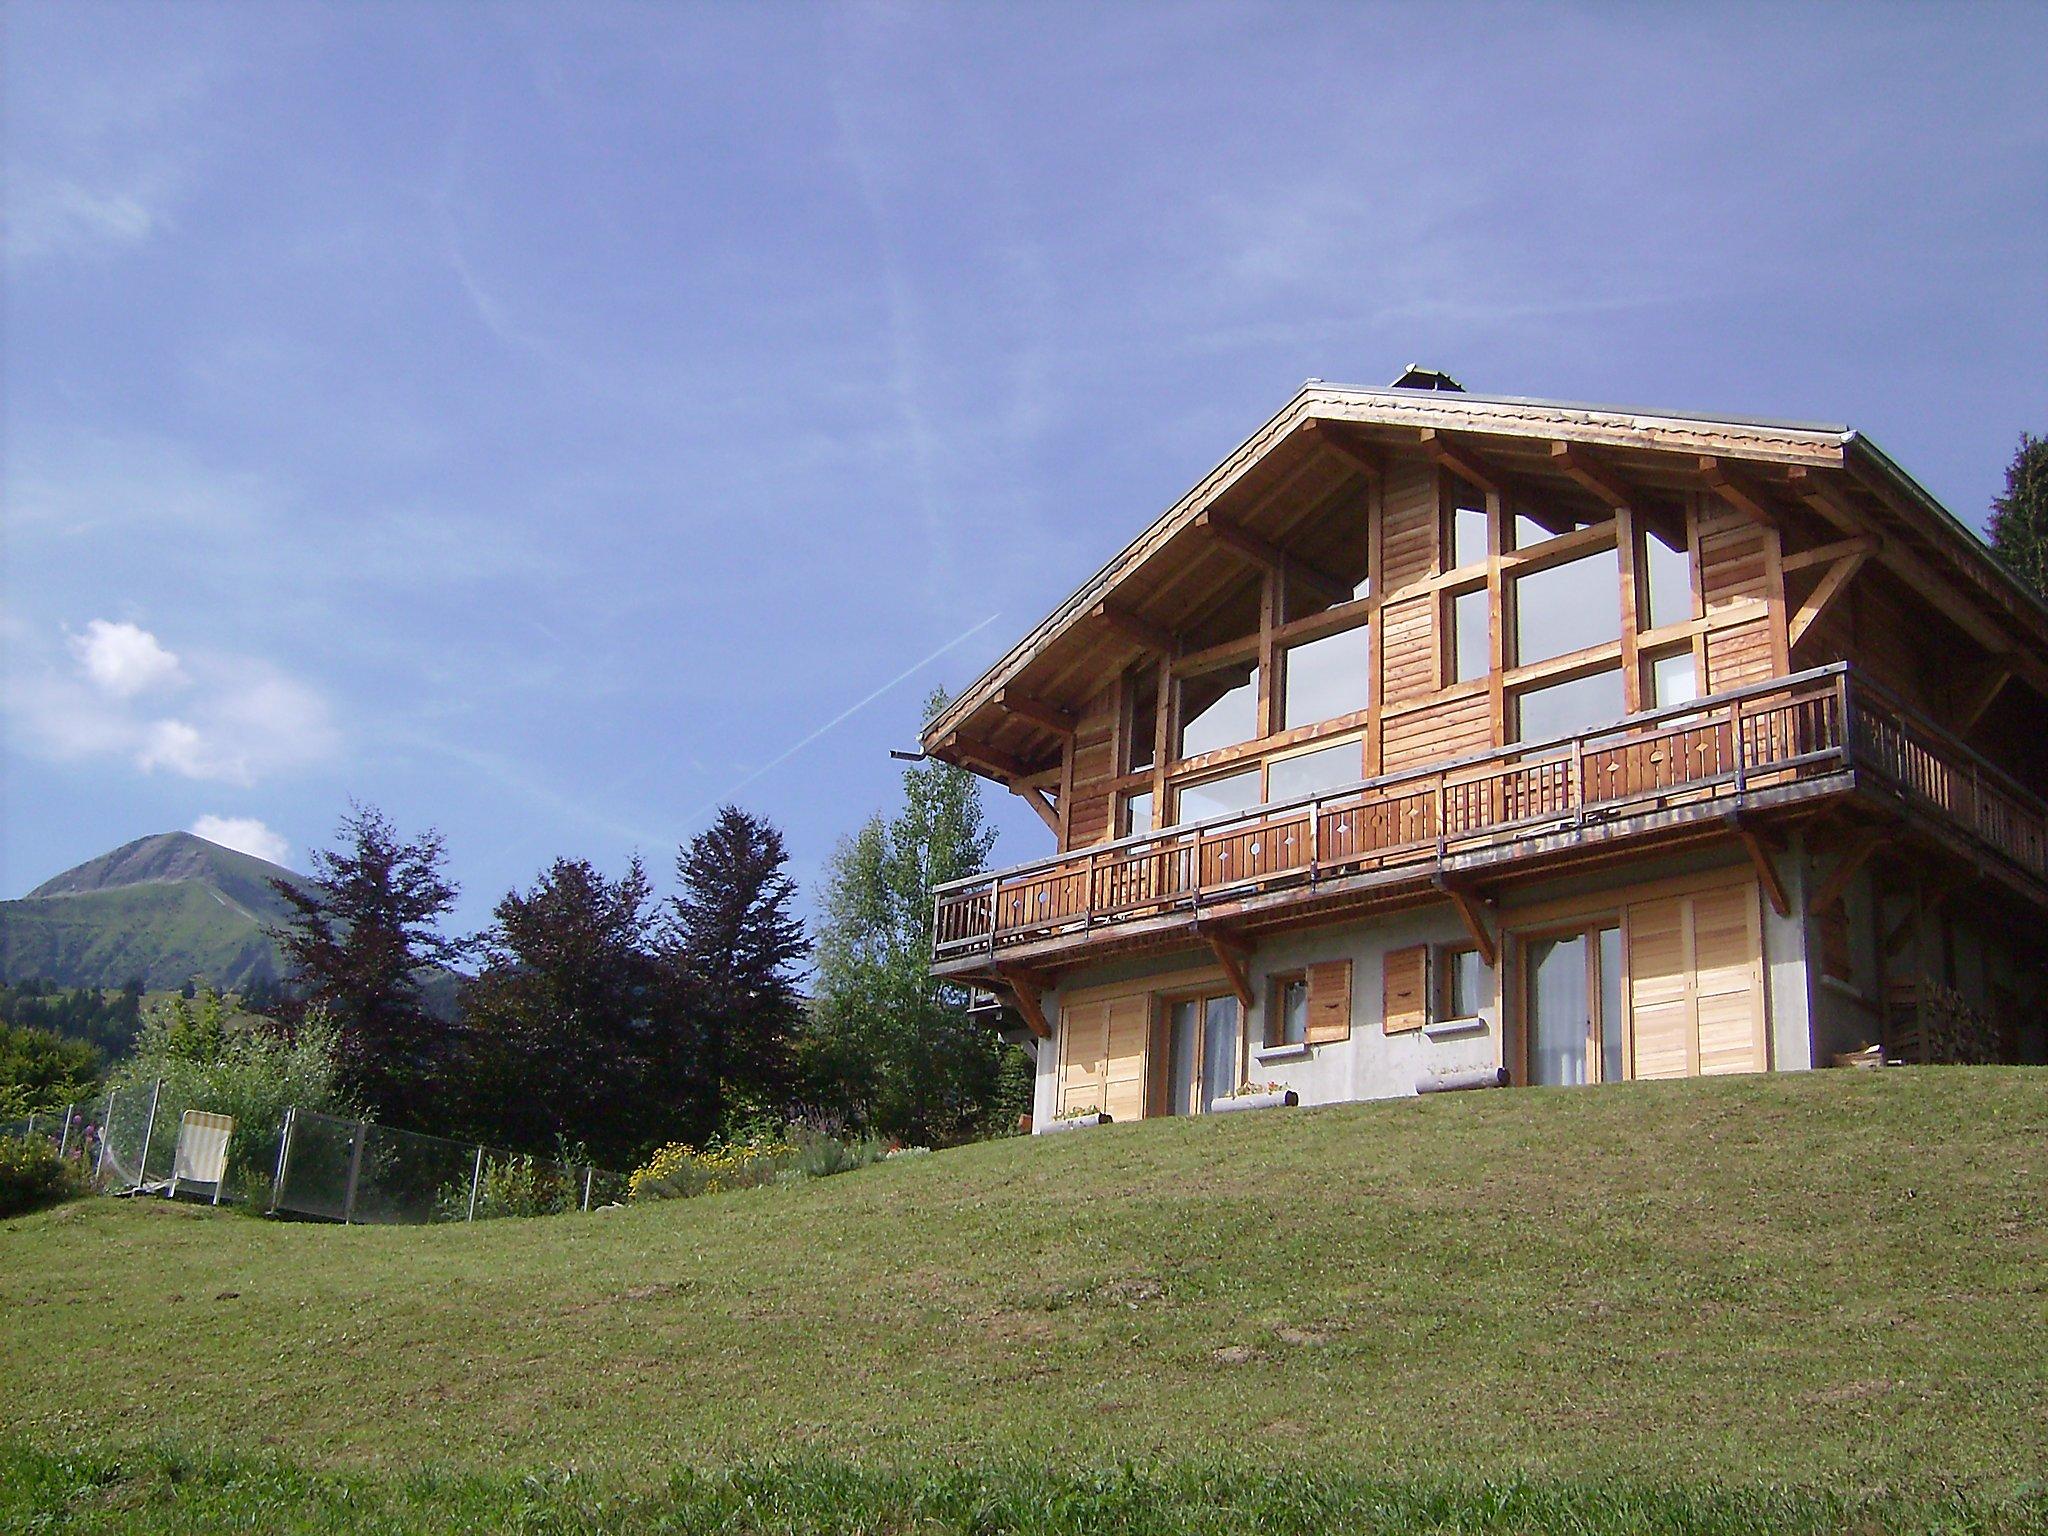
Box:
(932, 664, 2048, 973)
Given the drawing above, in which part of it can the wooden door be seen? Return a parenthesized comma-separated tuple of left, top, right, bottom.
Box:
(1057, 993, 1151, 1120)
(1625, 882, 1766, 1078)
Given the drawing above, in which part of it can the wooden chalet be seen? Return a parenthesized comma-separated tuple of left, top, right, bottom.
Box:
(924, 374, 2048, 1126)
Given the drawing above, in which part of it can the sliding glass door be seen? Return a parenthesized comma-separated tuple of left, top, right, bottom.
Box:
(1162, 992, 1242, 1114)
(1524, 924, 1624, 1086)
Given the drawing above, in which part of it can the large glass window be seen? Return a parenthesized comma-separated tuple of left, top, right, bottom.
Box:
(1267, 739, 1361, 803)
(1641, 524, 1693, 630)
(1514, 666, 1626, 744)
(1177, 661, 1258, 758)
(1512, 546, 1622, 664)
(1119, 789, 1153, 838)
(1648, 649, 1698, 710)
(1282, 624, 1370, 730)
(1446, 484, 1489, 570)
(1452, 587, 1490, 683)
(1173, 767, 1261, 825)
(1125, 669, 1158, 772)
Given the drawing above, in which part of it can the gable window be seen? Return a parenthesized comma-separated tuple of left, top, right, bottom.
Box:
(1267, 737, 1362, 803)
(1267, 973, 1309, 1048)
(1172, 765, 1261, 825)
(1449, 586, 1489, 684)
(1512, 546, 1623, 665)
(1640, 522, 1694, 630)
(1445, 481, 1489, 571)
(1281, 622, 1371, 730)
(1437, 944, 1485, 1021)
(1177, 660, 1258, 759)
(1513, 666, 1626, 744)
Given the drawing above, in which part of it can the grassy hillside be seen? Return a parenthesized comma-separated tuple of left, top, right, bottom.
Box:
(3, 1070, 2044, 1531)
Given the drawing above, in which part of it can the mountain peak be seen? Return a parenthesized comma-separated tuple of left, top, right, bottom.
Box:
(26, 830, 300, 900)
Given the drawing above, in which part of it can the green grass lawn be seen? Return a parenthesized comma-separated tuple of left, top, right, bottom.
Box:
(3, 1068, 2044, 1532)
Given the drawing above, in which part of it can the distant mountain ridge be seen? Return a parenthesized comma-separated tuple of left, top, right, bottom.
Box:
(2, 832, 309, 994)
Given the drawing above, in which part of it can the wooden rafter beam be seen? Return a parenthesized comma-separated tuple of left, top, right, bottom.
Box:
(1092, 601, 1177, 658)
(1198, 925, 1255, 1010)
(1301, 419, 1383, 479)
(1195, 511, 1352, 609)
(996, 689, 1076, 737)
(948, 734, 1033, 782)
(997, 967, 1052, 1040)
(1780, 533, 1881, 573)
(1696, 456, 1777, 528)
(1955, 666, 2013, 734)
(1811, 828, 1885, 912)
(1433, 877, 1497, 967)
(1788, 548, 1872, 648)
(1419, 429, 1502, 496)
(1548, 441, 1637, 512)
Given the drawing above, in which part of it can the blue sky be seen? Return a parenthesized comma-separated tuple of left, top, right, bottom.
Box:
(5, 1, 2045, 939)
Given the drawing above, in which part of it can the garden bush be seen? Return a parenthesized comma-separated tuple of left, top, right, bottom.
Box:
(0, 1133, 76, 1217)
(627, 1125, 896, 1202)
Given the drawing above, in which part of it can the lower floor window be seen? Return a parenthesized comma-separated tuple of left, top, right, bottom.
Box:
(1268, 974, 1309, 1047)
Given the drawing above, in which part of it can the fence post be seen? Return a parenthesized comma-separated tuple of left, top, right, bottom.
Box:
(135, 1078, 164, 1194)
(342, 1119, 368, 1225)
(25, 1112, 35, 1140)
(270, 1108, 295, 1214)
(582, 1165, 595, 1212)
(57, 1104, 72, 1160)
(466, 1144, 484, 1223)
(96, 1088, 116, 1184)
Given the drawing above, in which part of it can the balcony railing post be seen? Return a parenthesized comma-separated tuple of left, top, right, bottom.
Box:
(1308, 797, 1320, 886)
(1083, 851, 1097, 932)
(1570, 736, 1585, 828)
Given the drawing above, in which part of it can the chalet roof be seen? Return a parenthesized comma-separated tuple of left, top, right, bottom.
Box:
(922, 379, 2048, 773)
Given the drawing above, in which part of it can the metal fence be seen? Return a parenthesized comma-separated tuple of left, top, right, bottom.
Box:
(7, 1092, 624, 1224)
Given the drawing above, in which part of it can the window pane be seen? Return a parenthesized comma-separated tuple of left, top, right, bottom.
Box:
(1202, 995, 1240, 1111)
(1168, 999, 1199, 1116)
(1453, 587, 1489, 683)
(1515, 667, 1625, 743)
(1448, 488, 1488, 569)
(1173, 767, 1261, 825)
(1276, 979, 1308, 1047)
(1127, 671, 1157, 771)
(1178, 662, 1258, 758)
(1267, 739, 1361, 803)
(1282, 624, 1370, 729)
(1120, 790, 1153, 837)
(1649, 651, 1697, 709)
(1511, 503, 1604, 550)
(1642, 525, 1693, 629)
(1513, 546, 1622, 664)
(1528, 935, 1589, 1086)
(1445, 948, 1483, 1017)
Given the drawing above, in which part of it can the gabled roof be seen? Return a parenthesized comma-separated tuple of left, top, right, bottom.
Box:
(923, 380, 2048, 772)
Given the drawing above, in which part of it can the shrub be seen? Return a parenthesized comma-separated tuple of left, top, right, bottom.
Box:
(0, 1134, 77, 1217)
(787, 1124, 892, 1181)
(628, 1133, 796, 1202)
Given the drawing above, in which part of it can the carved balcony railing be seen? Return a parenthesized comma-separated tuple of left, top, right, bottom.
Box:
(932, 664, 2048, 965)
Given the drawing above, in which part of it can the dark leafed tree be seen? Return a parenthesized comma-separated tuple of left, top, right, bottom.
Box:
(805, 688, 1030, 1144)
(458, 856, 665, 1163)
(269, 804, 465, 1125)
(665, 805, 808, 1138)
(1989, 432, 2048, 601)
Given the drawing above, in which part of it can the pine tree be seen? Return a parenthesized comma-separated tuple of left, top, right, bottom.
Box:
(666, 806, 808, 1138)
(806, 688, 1029, 1144)
(459, 857, 666, 1162)
(268, 804, 465, 1125)
(1989, 432, 2048, 601)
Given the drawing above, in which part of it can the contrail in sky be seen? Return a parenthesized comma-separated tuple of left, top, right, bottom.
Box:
(681, 611, 1002, 827)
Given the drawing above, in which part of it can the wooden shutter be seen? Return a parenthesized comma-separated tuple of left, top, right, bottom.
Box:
(1307, 960, 1354, 1043)
(1381, 946, 1427, 1034)
(1625, 883, 1765, 1080)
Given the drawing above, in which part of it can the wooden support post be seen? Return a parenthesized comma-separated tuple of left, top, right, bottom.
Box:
(999, 968, 1053, 1040)
(1199, 926, 1256, 1010)
(1434, 878, 1497, 967)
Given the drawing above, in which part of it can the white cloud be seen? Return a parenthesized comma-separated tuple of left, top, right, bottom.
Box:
(4, 175, 157, 263)
(68, 619, 186, 697)
(189, 815, 291, 867)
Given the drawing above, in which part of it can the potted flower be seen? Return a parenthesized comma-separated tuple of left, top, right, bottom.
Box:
(1210, 1080, 1298, 1114)
(1042, 1103, 1113, 1133)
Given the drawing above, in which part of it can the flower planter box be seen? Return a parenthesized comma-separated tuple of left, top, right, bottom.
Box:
(1041, 1111, 1113, 1134)
(1211, 1089, 1298, 1114)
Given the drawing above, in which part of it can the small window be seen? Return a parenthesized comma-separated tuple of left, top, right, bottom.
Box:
(1446, 482, 1489, 571)
(1281, 623, 1370, 730)
(1647, 649, 1698, 710)
(1119, 789, 1153, 838)
(1437, 945, 1484, 1020)
(1177, 662, 1259, 759)
(1267, 738, 1361, 803)
(1125, 669, 1158, 772)
(1512, 546, 1623, 665)
(1641, 523, 1694, 630)
(1173, 766, 1261, 825)
(1267, 973, 1309, 1048)
(1451, 586, 1489, 684)
(1514, 666, 1626, 744)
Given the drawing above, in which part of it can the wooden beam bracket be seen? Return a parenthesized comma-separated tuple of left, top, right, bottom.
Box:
(1093, 601, 1177, 658)
(1697, 456, 1777, 528)
(996, 689, 1077, 737)
(1788, 548, 1871, 648)
(1548, 441, 1637, 513)
(1197, 924, 1256, 1011)
(1727, 817, 1792, 918)
(997, 967, 1053, 1040)
(1432, 876, 1497, 967)
(1420, 429, 1503, 496)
